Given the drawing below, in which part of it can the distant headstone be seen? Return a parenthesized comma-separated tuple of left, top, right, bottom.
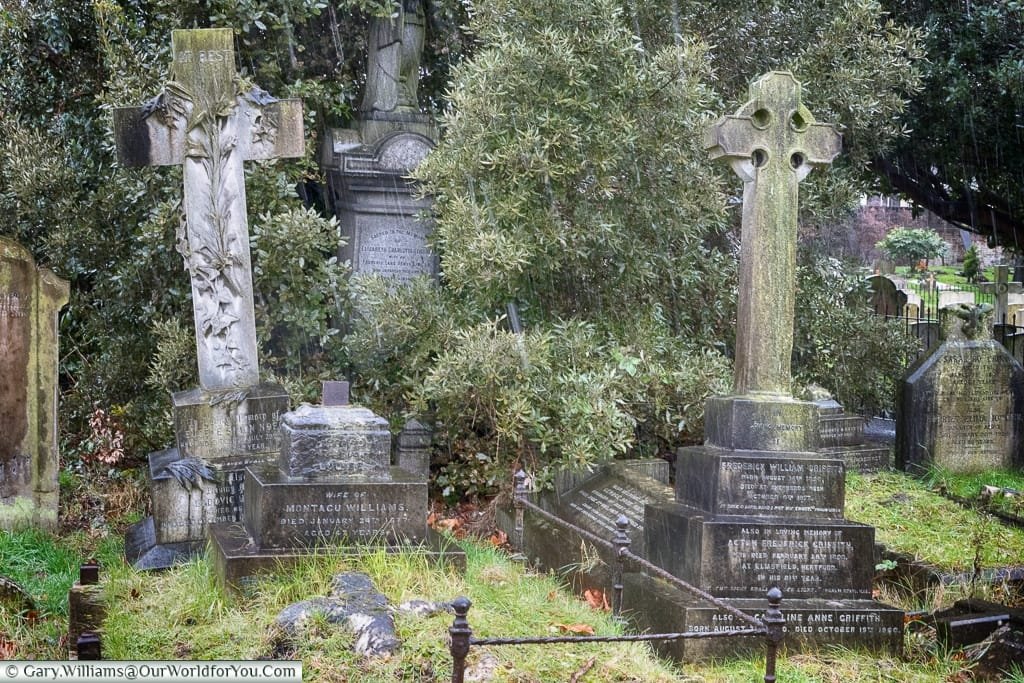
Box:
(938, 289, 975, 309)
(0, 238, 69, 530)
(209, 381, 463, 589)
(395, 418, 432, 478)
(868, 275, 907, 318)
(323, 2, 437, 285)
(898, 305, 1024, 472)
(116, 29, 300, 568)
(816, 399, 891, 472)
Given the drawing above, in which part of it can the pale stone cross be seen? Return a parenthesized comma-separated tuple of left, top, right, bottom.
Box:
(113, 29, 304, 392)
(705, 72, 841, 397)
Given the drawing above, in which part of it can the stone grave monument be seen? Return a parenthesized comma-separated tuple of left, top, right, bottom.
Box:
(897, 304, 1024, 473)
(816, 397, 891, 473)
(209, 381, 463, 590)
(627, 72, 903, 659)
(323, 0, 438, 284)
(0, 238, 69, 530)
(115, 28, 303, 568)
(868, 274, 907, 318)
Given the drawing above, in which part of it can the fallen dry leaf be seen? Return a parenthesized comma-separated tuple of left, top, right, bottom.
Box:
(554, 623, 596, 635)
(0, 636, 16, 659)
(489, 530, 508, 547)
(584, 588, 610, 611)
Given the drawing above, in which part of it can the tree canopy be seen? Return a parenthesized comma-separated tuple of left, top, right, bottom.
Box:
(875, 0, 1024, 251)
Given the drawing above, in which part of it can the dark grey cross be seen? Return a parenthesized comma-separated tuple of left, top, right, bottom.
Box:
(113, 29, 304, 392)
(705, 72, 841, 396)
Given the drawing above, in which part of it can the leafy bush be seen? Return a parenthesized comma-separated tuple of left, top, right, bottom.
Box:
(793, 254, 921, 415)
(961, 244, 981, 282)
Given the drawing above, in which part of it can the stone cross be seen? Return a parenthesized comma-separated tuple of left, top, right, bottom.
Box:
(113, 29, 304, 392)
(705, 72, 841, 396)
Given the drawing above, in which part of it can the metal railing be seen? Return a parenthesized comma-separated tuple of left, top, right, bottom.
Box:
(448, 471, 785, 683)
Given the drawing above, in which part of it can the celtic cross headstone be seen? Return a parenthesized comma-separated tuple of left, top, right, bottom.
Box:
(705, 71, 842, 397)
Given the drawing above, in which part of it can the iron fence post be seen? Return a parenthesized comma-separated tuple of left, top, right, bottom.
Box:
(513, 470, 527, 552)
(762, 587, 784, 683)
(611, 515, 630, 617)
(77, 632, 101, 660)
(449, 596, 473, 683)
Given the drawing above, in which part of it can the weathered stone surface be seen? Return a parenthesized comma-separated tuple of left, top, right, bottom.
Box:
(675, 448, 845, 519)
(645, 503, 874, 600)
(244, 464, 426, 548)
(0, 237, 68, 531)
(113, 29, 303, 391)
(148, 448, 218, 544)
(623, 573, 903, 661)
(173, 383, 289, 464)
(330, 131, 438, 284)
(395, 419, 432, 478)
(279, 403, 391, 479)
(704, 71, 841, 396)
(897, 336, 1024, 473)
(703, 395, 819, 452)
(496, 461, 673, 594)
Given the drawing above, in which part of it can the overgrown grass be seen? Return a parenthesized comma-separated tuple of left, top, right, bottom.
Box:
(0, 525, 993, 680)
(922, 466, 1024, 518)
(102, 542, 684, 682)
(846, 470, 1024, 570)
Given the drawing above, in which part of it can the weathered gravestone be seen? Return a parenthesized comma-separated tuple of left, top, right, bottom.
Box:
(0, 238, 69, 530)
(115, 29, 302, 568)
(938, 289, 976, 309)
(209, 381, 463, 590)
(897, 304, 1024, 473)
(816, 398, 891, 473)
(627, 73, 902, 659)
(868, 275, 907, 318)
(323, 0, 438, 284)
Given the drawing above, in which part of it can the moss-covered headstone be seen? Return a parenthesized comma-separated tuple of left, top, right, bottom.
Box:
(897, 305, 1024, 472)
(630, 73, 904, 659)
(0, 237, 69, 530)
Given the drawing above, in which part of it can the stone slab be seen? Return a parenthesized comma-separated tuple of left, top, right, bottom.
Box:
(822, 442, 891, 473)
(124, 516, 205, 570)
(279, 403, 391, 479)
(173, 383, 289, 463)
(644, 503, 875, 600)
(675, 448, 845, 519)
(244, 465, 427, 548)
(897, 339, 1024, 472)
(704, 395, 819, 452)
(147, 448, 218, 545)
(623, 572, 903, 661)
(495, 460, 673, 594)
(0, 237, 69, 531)
(208, 523, 464, 593)
(819, 414, 865, 448)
